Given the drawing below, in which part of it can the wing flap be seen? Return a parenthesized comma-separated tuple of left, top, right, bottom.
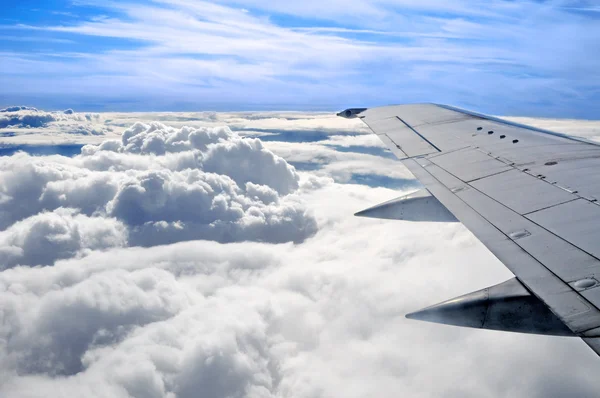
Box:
(527, 199, 600, 261)
(468, 168, 576, 215)
(403, 157, 600, 334)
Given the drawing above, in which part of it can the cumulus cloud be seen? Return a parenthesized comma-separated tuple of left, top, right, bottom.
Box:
(2, 112, 600, 398)
(0, 106, 39, 112)
(0, 121, 316, 266)
(96, 111, 369, 137)
(0, 208, 127, 268)
(90, 121, 299, 194)
(0, 181, 598, 398)
(0, 106, 109, 139)
(0, 110, 57, 129)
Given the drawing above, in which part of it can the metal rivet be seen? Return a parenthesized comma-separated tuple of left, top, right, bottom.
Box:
(488, 131, 494, 134)
(500, 135, 506, 139)
(545, 161, 558, 166)
(512, 139, 519, 143)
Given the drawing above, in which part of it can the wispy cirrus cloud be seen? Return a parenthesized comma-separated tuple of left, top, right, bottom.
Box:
(2, 0, 600, 115)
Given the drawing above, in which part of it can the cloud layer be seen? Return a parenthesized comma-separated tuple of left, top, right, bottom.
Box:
(0, 107, 111, 142)
(2, 111, 600, 398)
(1, 181, 599, 398)
(0, 120, 317, 269)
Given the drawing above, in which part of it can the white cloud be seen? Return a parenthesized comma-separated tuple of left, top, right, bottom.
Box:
(2, 111, 600, 398)
(84, 121, 301, 194)
(0, 107, 103, 128)
(5, 1, 600, 115)
(504, 116, 600, 142)
(0, 120, 316, 261)
(0, 106, 39, 112)
(0, 208, 127, 268)
(0, 180, 598, 398)
(0, 110, 369, 147)
(0, 110, 57, 129)
(263, 140, 414, 183)
(319, 134, 386, 147)
(0, 107, 111, 143)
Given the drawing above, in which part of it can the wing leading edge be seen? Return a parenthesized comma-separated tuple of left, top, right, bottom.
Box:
(340, 104, 600, 356)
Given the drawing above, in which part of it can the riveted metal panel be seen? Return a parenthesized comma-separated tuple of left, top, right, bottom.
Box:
(527, 199, 600, 262)
(361, 103, 467, 127)
(453, 182, 600, 331)
(453, 185, 600, 283)
(493, 143, 600, 167)
(363, 116, 440, 158)
(469, 169, 576, 215)
(430, 147, 512, 182)
(359, 105, 600, 353)
(515, 232, 600, 283)
(405, 159, 600, 333)
(377, 133, 407, 159)
(524, 157, 600, 201)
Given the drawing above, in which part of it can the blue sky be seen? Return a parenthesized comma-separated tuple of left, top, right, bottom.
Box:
(2, 0, 600, 116)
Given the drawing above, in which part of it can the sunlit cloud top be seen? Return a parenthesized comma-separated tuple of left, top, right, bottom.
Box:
(2, 0, 600, 116)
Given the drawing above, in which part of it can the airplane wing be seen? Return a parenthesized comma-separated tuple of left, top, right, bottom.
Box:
(338, 104, 600, 356)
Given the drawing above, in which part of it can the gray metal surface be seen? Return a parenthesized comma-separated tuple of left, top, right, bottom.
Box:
(354, 188, 458, 222)
(468, 169, 576, 215)
(406, 278, 574, 336)
(362, 116, 440, 158)
(523, 157, 600, 201)
(405, 157, 600, 334)
(527, 199, 600, 261)
(430, 147, 513, 182)
(339, 103, 600, 356)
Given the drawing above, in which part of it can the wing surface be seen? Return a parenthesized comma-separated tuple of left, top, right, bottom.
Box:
(345, 104, 600, 355)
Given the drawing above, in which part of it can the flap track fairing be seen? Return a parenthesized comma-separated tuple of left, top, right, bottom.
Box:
(406, 278, 575, 336)
(355, 188, 458, 222)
